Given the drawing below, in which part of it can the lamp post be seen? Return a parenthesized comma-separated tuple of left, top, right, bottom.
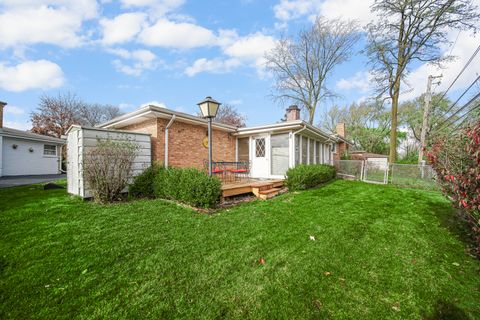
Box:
(197, 96, 221, 176)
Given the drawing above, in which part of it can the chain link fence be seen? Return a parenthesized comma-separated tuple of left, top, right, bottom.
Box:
(363, 160, 389, 184)
(334, 160, 438, 189)
(390, 163, 438, 190)
(333, 160, 364, 180)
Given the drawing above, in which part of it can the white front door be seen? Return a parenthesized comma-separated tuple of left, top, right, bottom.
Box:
(251, 134, 269, 178)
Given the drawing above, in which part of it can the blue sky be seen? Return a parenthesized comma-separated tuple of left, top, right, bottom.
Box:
(0, 0, 478, 130)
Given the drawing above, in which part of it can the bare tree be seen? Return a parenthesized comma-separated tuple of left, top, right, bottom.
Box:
(366, 0, 480, 163)
(31, 92, 124, 137)
(31, 92, 84, 138)
(266, 17, 360, 125)
(78, 103, 122, 127)
(214, 104, 247, 127)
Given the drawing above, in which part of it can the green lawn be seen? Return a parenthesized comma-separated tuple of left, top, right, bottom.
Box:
(1, 180, 479, 319)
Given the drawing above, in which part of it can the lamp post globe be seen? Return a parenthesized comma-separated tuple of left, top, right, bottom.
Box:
(197, 96, 221, 176)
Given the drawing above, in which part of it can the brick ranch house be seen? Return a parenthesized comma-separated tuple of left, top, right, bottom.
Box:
(98, 104, 351, 179)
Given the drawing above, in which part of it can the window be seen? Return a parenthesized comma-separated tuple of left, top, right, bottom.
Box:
(271, 133, 289, 175)
(295, 135, 300, 165)
(237, 138, 249, 161)
(255, 138, 265, 157)
(301, 136, 308, 164)
(43, 144, 56, 156)
(332, 143, 336, 153)
(309, 139, 314, 164)
(315, 141, 320, 164)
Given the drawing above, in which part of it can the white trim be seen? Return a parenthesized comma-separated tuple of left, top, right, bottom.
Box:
(164, 115, 176, 168)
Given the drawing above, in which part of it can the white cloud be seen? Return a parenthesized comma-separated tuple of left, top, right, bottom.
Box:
(336, 71, 373, 94)
(100, 12, 147, 45)
(3, 120, 32, 131)
(109, 48, 163, 76)
(185, 58, 241, 77)
(185, 32, 277, 76)
(228, 99, 243, 105)
(138, 19, 216, 49)
(0, 60, 64, 92)
(140, 101, 167, 108)
(274, 0, 319, 21)
(4, 105, 25, 116)
(273, 0, 374, 25)
(0, 1, 98, 48)
(120, 0, 185, 15)
(402, 31, 480, 102)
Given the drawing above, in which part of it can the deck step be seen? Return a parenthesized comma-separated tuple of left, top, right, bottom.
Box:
(258, 187, 281, 200)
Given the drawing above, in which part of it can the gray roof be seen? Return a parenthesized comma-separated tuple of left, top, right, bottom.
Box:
(0, 127, 65, 144)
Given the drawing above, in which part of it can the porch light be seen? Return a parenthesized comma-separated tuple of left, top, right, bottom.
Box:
(197, 96, 221, 176)
(197, 96, 220, 118)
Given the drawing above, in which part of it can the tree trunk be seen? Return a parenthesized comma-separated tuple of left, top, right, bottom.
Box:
(389, 80, 401, 163)
(308, 108, 315, 125)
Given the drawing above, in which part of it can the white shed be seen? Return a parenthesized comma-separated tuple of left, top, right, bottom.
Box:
(66, 125, 151, 198)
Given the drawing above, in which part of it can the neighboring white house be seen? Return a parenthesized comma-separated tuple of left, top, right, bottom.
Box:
(66, 125, 151, 198)
(0, 102, 65, 177)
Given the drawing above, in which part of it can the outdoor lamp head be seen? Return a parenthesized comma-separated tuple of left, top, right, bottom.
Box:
(197, 96, 221, 118)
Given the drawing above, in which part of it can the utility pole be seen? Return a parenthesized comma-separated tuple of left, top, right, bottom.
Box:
(418, 75, 442, 164)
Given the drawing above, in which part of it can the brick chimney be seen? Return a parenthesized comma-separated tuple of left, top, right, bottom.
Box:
(285, 105, 300, 121)
(336, 123, 346, 138)
(0, 101, 6, 128)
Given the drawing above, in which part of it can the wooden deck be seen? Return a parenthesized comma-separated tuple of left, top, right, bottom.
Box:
(221, 179, 284, 200)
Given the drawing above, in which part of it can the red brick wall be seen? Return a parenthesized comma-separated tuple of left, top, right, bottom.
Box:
(118, 117, 236, 169)
(166, 120, 236, 169)
(333, 141, 348, 161)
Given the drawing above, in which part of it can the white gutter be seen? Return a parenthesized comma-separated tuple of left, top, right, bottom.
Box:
(164, 115, 176, 168)
(292, 124, 307, 136)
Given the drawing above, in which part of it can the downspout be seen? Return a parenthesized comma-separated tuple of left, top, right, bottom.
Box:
(291, 125, 307, 167)
(164, 115, 176, 168)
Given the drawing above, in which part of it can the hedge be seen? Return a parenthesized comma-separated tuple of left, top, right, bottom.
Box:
(285, 164, 336, 191)
(153, 167, 222, 208)
(129, 163, 163, 199)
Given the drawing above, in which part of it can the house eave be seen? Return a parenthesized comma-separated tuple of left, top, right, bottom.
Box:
(98, 105, 237, 132)
(0, 127, 65, 144)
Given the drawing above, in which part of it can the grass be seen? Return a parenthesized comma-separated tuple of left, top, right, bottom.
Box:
(1, 180, 479, 319)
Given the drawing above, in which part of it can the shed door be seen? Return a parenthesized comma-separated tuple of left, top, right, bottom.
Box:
(251, 135, 269, 178)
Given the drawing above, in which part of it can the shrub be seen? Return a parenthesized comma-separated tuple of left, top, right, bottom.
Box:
(285, 164, 336, 191)
(84, 139, 138, 203)
(427, 120, 480, 256)
(153, 167, 222, 208)
(129, 163, 164, 198)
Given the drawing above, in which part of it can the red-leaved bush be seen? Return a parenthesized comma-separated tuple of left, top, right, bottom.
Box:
(427, 120, 480, 256)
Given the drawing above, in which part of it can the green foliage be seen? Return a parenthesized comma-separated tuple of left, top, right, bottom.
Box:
(153, 167, 222, 208)
(397, 151, 420, 164)
(129, 163, 164, 198)
(285, 164, 336, 191)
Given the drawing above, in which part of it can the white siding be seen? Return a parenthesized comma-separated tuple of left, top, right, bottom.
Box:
(67, 127, 151, 198)
(1, 137, 61, 176)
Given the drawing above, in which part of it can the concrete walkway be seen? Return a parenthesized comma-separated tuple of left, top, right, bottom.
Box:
(0, 174, 66, 188)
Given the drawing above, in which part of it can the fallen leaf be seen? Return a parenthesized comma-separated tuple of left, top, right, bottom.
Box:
(452, 262, 460, 267)
(324, 272, 331, 276)
(309, 235, 316, 241)
(259, 258, 265, 265)
(81, 269, 88, 275)
(392, 302, 400, 312)
(313, 300, 322, 310)
(338, 277, 345, 282)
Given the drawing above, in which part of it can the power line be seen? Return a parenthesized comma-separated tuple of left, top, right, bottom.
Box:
(436, 90, 480, 130)
(437, 43, 480, 101)
(440, 74, 480, 117)
(452, 101, 480, 131)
